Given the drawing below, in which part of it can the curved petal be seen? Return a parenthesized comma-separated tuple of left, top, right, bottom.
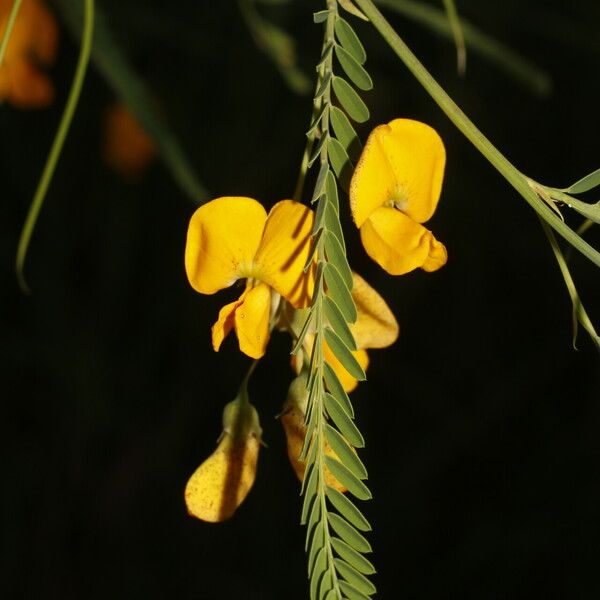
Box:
(211, 288, 249, 352)
(351, 273, 399, 349)
(360, 207, 447, 275)
(184, 433, 260, 523)
(185, 197, 267, 295)
(324, 344, 370, 394)
(253, 200, 315, 308)
(351, 119, 445, 226)
(234, 282, 271, 359)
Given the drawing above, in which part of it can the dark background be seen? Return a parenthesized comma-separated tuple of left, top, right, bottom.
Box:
(2, 1, 599, 598)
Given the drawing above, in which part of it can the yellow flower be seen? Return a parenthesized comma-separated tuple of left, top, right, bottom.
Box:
(280, 374, 347, 492)
(185, 197, 315, 359)
(292, 272, 399, 392)
(0, 0, 58, 109)
(103, 102, 156, 179)
(350, 118, 448, 275)
(185, 396, 262, 523)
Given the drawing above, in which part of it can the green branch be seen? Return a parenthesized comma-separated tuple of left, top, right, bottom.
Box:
(16, 0, 95, 293)
(355, 0, 600, 269)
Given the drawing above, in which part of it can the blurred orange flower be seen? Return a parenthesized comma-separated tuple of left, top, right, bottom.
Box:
(0, 0, 58, 108)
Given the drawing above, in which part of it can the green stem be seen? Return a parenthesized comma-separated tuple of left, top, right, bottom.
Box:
(355, 0, 600, 269)
(0, 0, 22, 68)
(15, 0, 95, 293)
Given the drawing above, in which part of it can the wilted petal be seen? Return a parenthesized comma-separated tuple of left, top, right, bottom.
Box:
(253, 200, 315, 308)
(350, 273, 399, 349)
(360, 206, 447, 275)
(234, 282, 271, 359)
(350, 119, 445, 226)
(185, 197, 267, 295)
(185, 432, 260, 523)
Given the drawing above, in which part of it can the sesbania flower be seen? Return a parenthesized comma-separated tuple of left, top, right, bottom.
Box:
(185, 197, 314, 359)
(185, 395, 262, 523)
(292, 272, 399, 392)
(350, 118, 448, 275)
(0, 0, 58, 109)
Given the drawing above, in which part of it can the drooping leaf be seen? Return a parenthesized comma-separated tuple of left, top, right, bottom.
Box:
(334, 17, 367, 64)
(324, 457, 371, 500)
(327, 513, 372, 552)
(334, 44, 373, 90)
(332, 76, 370, 123)
(324, 394, 365, 448)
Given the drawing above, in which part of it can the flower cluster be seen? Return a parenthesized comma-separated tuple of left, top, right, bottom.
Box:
(184, 118, 446, 521)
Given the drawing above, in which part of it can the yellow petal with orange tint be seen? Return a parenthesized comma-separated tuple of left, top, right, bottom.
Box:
(324, 343, 370, 394)
(350, 273, 399, 349)
(253, 200, 315, 308)
(360, 206, 447, 275)
(185, 197, 267, 295)
(185, 433, 260, 523)
(234, 282, 271, 359)
(211, 289, 249, 352)
(350, 119, 446, 226)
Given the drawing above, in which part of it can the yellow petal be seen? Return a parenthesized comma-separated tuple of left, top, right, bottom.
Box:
(185, 433, 260, 523)
(185, 197, 267, 295)
(281, 405, 347, 493)
(211, 289, 248, 352)
(350, 118, 445, 226)
(234, 282, 271, 359)
(253, 200, 315, 308)
(324, 343, 370, 393)
(360, 206, 447, 275)
(350, 272, 399, 349)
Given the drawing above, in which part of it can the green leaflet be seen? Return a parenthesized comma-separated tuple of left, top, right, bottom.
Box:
(334, 17, 367, 64)
(339, 580, 373, 600)
(326, 487, 371, 532)
(324, 328, 367, 382)
(324, 263, 357, 324)
(312, 162, 330, 203)
(308, 522, 325, 573)
(328, 136, 353, 191)
(338, 0, 369, 21)
(324, 231, 353, 289)
(564, 197, 600, 225)
(332, 76, 370, 123)
(324, 296, 357, 351)
(324, 202, 347, 253)
(563, 167, 600, 194)
(331, 537, 376, 574)
(306, 104, 328, 139)
(325, 425, 367, 479)
(301, 464, 318, 524)
(323, 363, 355, 418)
(335, 44, 374, 90)
(330, 105, 363, 162)
(309, 132, 331, 168)
(324, 393, 365, 448)
(335, 558, 377, 595)
(324, 457, 371, 500)
(314, 9, 332, 23)
(310, 547, 327, 599)
(315, 71, 333, 99)
(326, 170, 340, 214)
(327, 513, 372, 552)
